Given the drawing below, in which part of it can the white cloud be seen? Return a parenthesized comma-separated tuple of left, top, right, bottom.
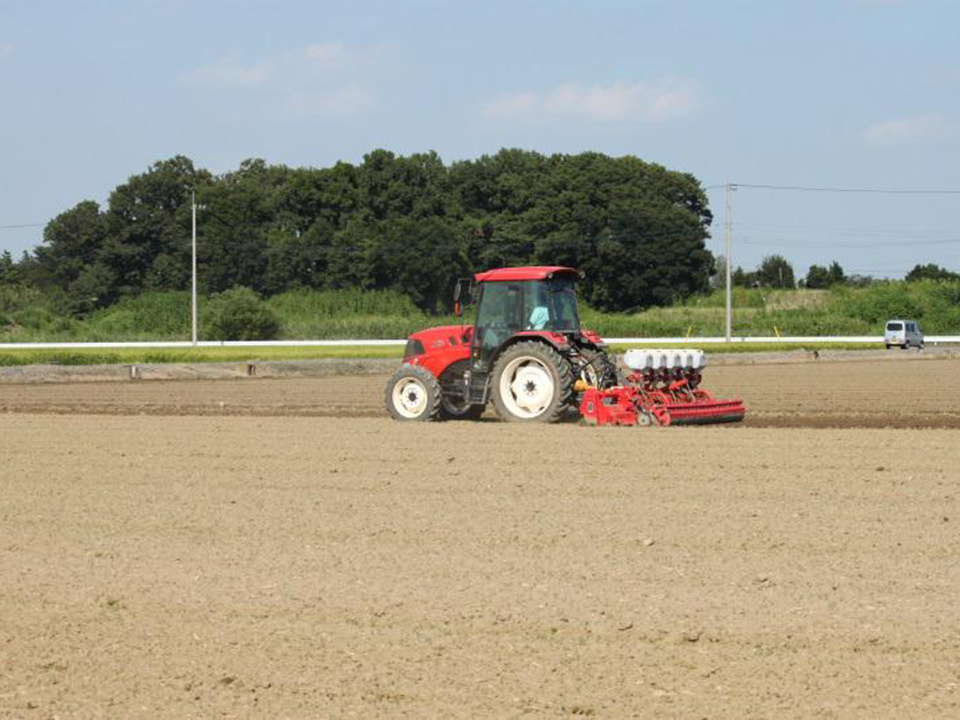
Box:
(483, 78, 700, 123)
(182, 56, 271, 87)
(304, 42, 348, 66)
(282, 83, 376, 117)
(863, 114, 957, 146)
(182, 42, 383, 88)
(179, 42, 384, 117)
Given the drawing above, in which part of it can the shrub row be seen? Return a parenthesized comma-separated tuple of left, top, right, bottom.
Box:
(1, 280, 957, 342)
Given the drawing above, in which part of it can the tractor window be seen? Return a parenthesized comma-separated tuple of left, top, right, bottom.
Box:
(521, 278, 580, 332)
(523, 282, 552, 330)
(475, 282, 522, 350)
(523, 279, 580, 332)
(548, 278, 580, 331)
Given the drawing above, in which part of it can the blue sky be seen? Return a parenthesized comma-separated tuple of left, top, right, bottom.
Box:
(1, 0, 959, 278)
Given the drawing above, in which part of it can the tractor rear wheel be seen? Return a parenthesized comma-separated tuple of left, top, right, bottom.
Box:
(385, 365, 441, 421)
(578, 347, 622, 389)
(491, 341, 573, 423)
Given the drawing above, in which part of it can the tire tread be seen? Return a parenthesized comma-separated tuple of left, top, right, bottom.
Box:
(385, 364, 442, 421)
(490, 341, 573, 423)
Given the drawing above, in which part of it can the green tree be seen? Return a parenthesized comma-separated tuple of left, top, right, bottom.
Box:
(33, 200, 111, 312)
(827, 261, 846, 286)
(30, 149, 719, 315)
(0, 251, 20, 285)
(805, 264, 830, 289)
(731, 266, 754, 287)
(105, 155, 211, 295)
(906, 263, 960, 282)
(755, 255, 796, 289)
(453, 150, 713, 311)
(197, 180, 272, 294)
(367, 215, 466, 311)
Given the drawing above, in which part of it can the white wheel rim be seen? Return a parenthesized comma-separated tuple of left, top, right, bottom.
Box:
(392, 378, 428, 418)
(499, 356, 555, 419)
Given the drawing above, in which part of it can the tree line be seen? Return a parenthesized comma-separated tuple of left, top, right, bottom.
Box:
(3, 150, 715, 315)
(728, 255, 958, 290)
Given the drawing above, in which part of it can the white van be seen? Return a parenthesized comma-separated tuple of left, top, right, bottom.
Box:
(884, 319, 924, 350)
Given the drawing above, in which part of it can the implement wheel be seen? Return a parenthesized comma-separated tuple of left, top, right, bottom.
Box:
(491, 341, 573, 423)
(385, 365, 441, 421)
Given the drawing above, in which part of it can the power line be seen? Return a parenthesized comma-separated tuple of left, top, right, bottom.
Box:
(735, 220, 958, 239)
(738, 236, 960, 249)
(734, 183, 960, 195)
(0, 223, 45, 230)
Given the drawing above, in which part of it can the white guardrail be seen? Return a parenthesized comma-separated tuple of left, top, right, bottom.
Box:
(0, 336, 959, 350)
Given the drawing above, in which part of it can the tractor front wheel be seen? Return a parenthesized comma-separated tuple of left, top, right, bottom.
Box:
(491, 341, 573, 423)
(385, 365, 441, 421)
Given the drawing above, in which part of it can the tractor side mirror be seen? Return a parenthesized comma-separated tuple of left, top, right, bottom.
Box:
(453, 279, 463, 319)
(453, 278, 473, 319)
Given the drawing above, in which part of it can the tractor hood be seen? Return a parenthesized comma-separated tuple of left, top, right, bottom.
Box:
(408, 325, 473, 353)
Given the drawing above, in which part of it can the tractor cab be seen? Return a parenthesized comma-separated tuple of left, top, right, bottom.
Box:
(463, 266, 583, 373)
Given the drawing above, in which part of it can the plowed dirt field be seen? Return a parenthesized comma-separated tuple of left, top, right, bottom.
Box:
(2, 356, 959, 718)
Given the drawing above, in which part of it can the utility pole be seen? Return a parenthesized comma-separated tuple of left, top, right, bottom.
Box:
(191, 192, 198, 345)
(725, 182, 734, 342)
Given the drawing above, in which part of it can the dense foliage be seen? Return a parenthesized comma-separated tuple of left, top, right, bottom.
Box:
(733, 254, 798, 289)
(203, 287, 280, 341)
(1, 281, 958, 344)
(14, 150, 714, 316)
(906, 263, 960, 282)
(804, 261, 846, 289)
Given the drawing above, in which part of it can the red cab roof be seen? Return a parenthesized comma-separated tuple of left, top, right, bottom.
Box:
(473, 266, 580, 283)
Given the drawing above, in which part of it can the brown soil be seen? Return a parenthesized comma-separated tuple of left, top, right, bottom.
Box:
(2, 356, 960, 717)
(1, 355, 958, 429)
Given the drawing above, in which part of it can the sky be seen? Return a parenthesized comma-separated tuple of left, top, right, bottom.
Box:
(1, 0, 959, 278)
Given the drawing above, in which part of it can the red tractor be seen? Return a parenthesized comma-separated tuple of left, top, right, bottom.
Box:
(384, 266, 745, 426)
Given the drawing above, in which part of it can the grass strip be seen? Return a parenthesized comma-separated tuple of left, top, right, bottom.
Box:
(0, 346, 405, 366)
(0, 341, 888, 366)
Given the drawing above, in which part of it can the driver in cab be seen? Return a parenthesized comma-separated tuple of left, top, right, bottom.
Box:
(527, 285, 550, 330)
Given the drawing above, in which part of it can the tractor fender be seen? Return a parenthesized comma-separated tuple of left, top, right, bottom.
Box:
(488, 331, 572, 367)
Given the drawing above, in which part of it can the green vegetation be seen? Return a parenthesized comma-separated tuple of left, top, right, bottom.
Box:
(10, 150, 713, 317)
(595, 280, 960, 337)
(1, 281, 957, 364)
(264, 288, 436, 339)
(0, 341, 885, 368)
(0, 345, 405, 367)
(204, 287, 280, 341)
(5, 148, 956, 364)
